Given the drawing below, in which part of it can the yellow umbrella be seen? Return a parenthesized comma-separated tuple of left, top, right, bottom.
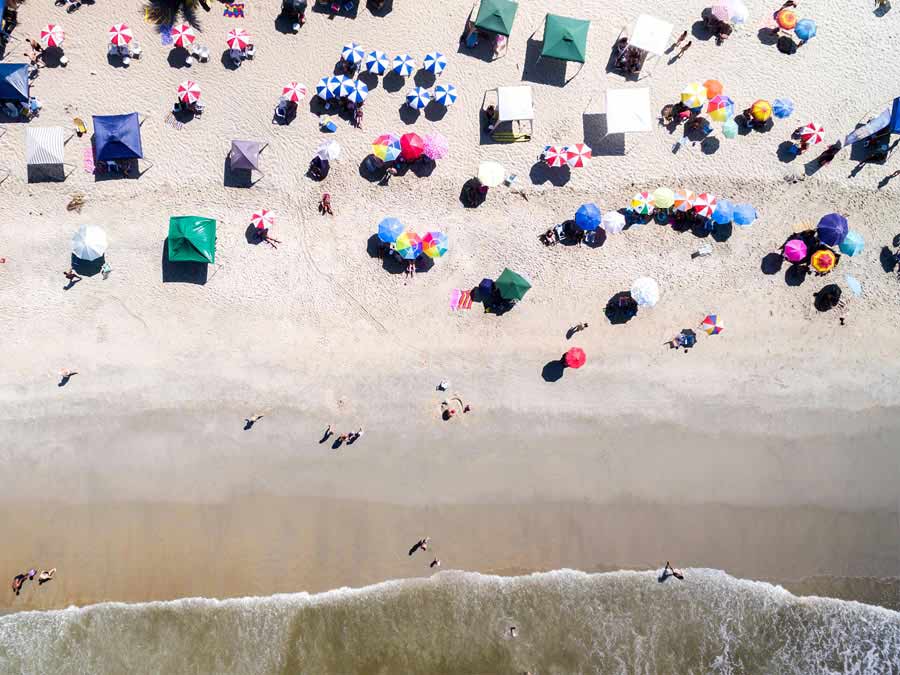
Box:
(810, 249, 837, 274)
(477, 160, 505, 188)
(681, 82, 708, 110)
(652, 187, 675, 209)
(750, 99, 772, 122)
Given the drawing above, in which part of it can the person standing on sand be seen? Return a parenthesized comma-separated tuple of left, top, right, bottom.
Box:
(244, 414, 264, 430)
(669, 30, 687, 51)
(11, 573, 27, 595)
(63, 269, 82, 288)
(674, 41, 692, 59)
(58, 369, 78, 386)
(348, 427, 364, 444)
(408, 537, 430, 556)
(320, 424, 333, 443)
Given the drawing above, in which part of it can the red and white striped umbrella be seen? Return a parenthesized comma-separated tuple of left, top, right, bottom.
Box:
(800, 123, 824, 145)
(281, 82, 308, 103)
(40, 24, 65, 48)
(177, 80, 201, 104)
(543, 146, 567, 168)
(226, 28, 251, 51)
(171, 23, 196, 49)
(251, 209, 275, 230)
(108, 23, 133, 46)
(565, 143, 592, 168)
(693, 192, 718, 218)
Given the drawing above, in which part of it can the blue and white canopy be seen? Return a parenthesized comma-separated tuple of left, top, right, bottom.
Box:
(363, 50, 390, 75)
(346, 79, 369, 104)
(433, 83, 457, 107)
(335, 75, 355, 98)
(392, 53, 416, 77)
(423, 51, 447, 75)
(315, 76, 341, 100)
(341, 42, 365, 64)
(406, 86, 432, 110)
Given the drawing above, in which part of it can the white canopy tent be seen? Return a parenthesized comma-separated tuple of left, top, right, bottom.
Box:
(630, 14, 673, 56)
(605, 88, 652, 134)
(497, 85, 534, 123)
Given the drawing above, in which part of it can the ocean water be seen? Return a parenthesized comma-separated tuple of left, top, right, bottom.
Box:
(1, 569, 899, 675)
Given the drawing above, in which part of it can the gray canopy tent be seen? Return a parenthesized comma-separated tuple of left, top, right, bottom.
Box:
(26, 126, 74, 182)
(228, 139, 267, 183)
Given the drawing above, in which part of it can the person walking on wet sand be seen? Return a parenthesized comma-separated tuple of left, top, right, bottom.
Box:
(348, 427, 364, 444)
(408, 537, 430, 556)
(674, 41, 692, 59)
(58, 368, 78, 386)
(244, 413, 264, 430)
(320, 424, 334, 443)
(11, 573, 27, 596)
(63, 269, 82, 288)
(669, 30, 687, 51)
(38, 568, 56, 585)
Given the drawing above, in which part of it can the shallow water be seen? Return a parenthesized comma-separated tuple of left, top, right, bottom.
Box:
(1, 568, 898, 675)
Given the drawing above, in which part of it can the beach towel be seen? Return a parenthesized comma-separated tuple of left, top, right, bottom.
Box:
(82, 147, 95, 174)
(224, 3, 245, 17)
(160, 25, 173, 45)
(164, 113, 184, 131)
(450, 289, 472, 310)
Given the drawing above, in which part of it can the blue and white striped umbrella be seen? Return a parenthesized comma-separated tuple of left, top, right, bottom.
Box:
(335, 75, 355, 98)
(341, 42, 365, 64)
(346, 79, 369, 104)
(392, 53, 416, 77)
(316, 76, 341, 100)
(433, 83, 457, 107)
(363, 50, 390, 75)
(406, 86, 432, 110)
(423, 51, 447, 75)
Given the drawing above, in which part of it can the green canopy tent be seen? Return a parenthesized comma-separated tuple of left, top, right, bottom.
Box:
(540, 13, 590, 78)
(495, 267, 531, 301)
(474, 0, 518, 37)
(167, 216, 217, 264)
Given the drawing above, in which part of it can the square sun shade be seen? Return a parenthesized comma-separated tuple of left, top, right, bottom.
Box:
(605, 88, 652, 134)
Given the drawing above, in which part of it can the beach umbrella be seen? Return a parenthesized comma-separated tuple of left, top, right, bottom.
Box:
(315, 76, 339, 100)
(775, 8, 798, 30)
(171, 23, 195, 48)
(564, 143, 592, 168)
(630, 277, 660, 308)
(773, 98, 794, 119)
(674, 190, 695, 212)
(707, 95, 734, 123)
(226, 28, 251, 51)
(601, 211, 626, 234)
(703, 79, 724, 98)
(693, 193, 718, 219)
(378, 217, 405, 243)
(433, 83, 458, 107)
(406, 87, 432, 110)
(422, 231, 449, 258)
(712, 198, 734, 224)
(423, 51, 447, 74)
(681, 82, 708, 110)
(817, 213, 848, 246)
(722, 118, 739, 138)
(394, 231, 423, 259)
(281, 81, 308, 103)
(750, 100, 772, 122)
(783, 239, 808, 262)
(564, 347, 586, 369)
(250, 209, 274, 230)
(701, 314, 724, 335)
(839, 230, 864, 256)
(795, 18, 817, 41)
(177, 80, 201, 104)
(711, 4, 731, 22)
(400, 132, 425, 161)
(372, 133, 401, 162)
(810, 249, 837, 274)
(346, 79, 369, 105)
(71, 224, 108, 261)
(495, 268, 531, 301)
(800, 123, 824, 145)
(423, 132, 449, 160)
(631, 191, 654, 215)
(725, 0, 748, 23)
(109, 23, 134, 47)
(40, 24, 65, 48)
(316, 139, 341, 161)
(575, 203, 601, 231)
(335, 75, 355, 98)
(652, 187, 675, 209)
(392, 53, 416, 77)
(733, 203, 757, 227)
(341, 41, 365, 64)
(543, 146, 567, 168)
(477, 160, 505, 187)
(363, 50, 390, 75)
(845, 274, 862, 297)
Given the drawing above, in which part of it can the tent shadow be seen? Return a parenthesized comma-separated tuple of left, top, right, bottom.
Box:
(223, 157, 255, 188)
(456, 33, 496, 63)
(541, 359, 565, 383)
(761, 252, 784, 275)
(27, 164, 66, 183)
(161, 240, 208, 285)
(529, 161, 570, 187)
(365, 0, 394, 16)
(583, 113, 625, 156)
(520, 37, 567, 87)
(605, 291, 638, 325)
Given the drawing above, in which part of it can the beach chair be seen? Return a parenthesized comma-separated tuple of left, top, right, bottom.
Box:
(245, 44, 256, 59)
(130, 43, 142, 59)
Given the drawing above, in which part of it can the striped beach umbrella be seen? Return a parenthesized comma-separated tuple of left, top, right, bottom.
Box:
(543, 146, 567, 168)
(392, 53, 416, 77)
(681, 82, 707, 110)
(810, 249, 837, 274)
(653, 187, 675, 209)
(108, 23, 133, 46)
(251, 209, 275, 230)
(394, 231, 423, 259)
(346, 79, 369, 104)
(406, 87, 432, 110)
(315, 76, 338, 100)
(565, 143, 591, 168)
(674, 190, 695, 212)
(701, 314, 724, 335)
(750, 99, 772, 122)
(372, 133, 401, 162)
(422, 231, 449, 258)
(281, 81, 308, 103)
(335, 75, 355, 98)
(433, 83, 458, 107)
(40, 24, 65, 48)
(378, 217, 405, 243)
(423, 51, 447, 74)
(226, 28, 251, 51)
(800, 123, 824, 145)
(631, 191, 654, 215)
(171, 23, 195, 48)
(423, 132, 449, 160)
(341, 42, 365, 64)
(693, 193, 717, 218)
(363, 50, 390, 75)
(775, 8, 797, 30)
(177, 80, 201, 104)
(707, 95, 734, 123)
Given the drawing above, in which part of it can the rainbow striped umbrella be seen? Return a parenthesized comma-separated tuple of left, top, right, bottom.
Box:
(341, 42, 365, 64)
(40, 24, 65, 48)
(281, 81, 308, 103)
(631, 191, 654, 215)
(372, 133, 401, 161)
(363, 50, 390, 75)
(674, 190, 695, 212)
(565, 143, 592, 168)
(433, 83, 458, 106)
(422, 231, 448, 258)
(109, 23, 134, 46)
(406, 87, 432, 110)
(394, 231, 423, 259)
(423, 51, 447, 74)
(750, 100, 772, 122)
(226, 28, 251, 51)
(800, 123, 824, 145)
(251, 209, 275, 230)
(707, 95, 734, 123)
(171, 23, 194, 48)
(543, 146, 567, 168)
(177, 80, 201, 104)
(392, 53, 416, 77)
(701, 314, 724, 335)
(681, 82, 707, 110)
(693, 193, 717, 218)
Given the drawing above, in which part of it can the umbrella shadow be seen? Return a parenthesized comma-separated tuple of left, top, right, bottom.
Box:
(784, 264, 808, 287)
(529, 161, 570, 187)
(359, 155, 387, 183)
(459, 178, 486, 208)
(71, 254, 103, 278)
(541, 359, 565, 383)
(777, 36, 798, 54)
(879, 246, 898, 273)
(424, 101, 448, 122)
(366, 234, 406, 274)
(761, 252, 784, 275)
(777, 141, 799, 163)
(814, 286, 842, 312)
(220, 50, 241, 71)
(274, 12, 300, 34)
(399, 104, 420, 125)
(382, 71, 405, 93)
(414, 70, 436, 88)
(700, 137, 720, 155)
(757, 27, 779, 46)
(245, 224, 264, 245)
(166, 48, 191, 69)
(410, 158, 436, 178)
(365, 0, 394, 17)
(358, 71, 380, 92)
(691, 17, 715, 41)
(161, 240, 208, 285)
(605, 291, 638, 325)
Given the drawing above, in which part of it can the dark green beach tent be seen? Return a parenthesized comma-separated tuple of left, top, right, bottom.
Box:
(167, 216, 217, 264)
(541, 13, 590, 64)
(495, 268, 531, 301)
(474, 0, 518, 37)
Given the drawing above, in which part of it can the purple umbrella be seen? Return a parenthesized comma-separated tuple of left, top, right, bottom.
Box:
(817, 213, 848, 247)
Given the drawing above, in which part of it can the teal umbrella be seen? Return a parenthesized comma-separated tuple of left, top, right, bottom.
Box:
(839, 230, 864, 256)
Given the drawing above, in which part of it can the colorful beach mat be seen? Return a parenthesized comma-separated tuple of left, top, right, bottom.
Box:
(224, 3, 245, 17)
(164, 113, 184, 131)
(450, 289, 472, 311)
(82, 147, 95, 174)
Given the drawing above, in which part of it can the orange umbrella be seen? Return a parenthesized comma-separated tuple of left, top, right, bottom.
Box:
(750, 99, 772, 122)
(703, 79, 723, 98)
(775, 8, 797, 30)
(810, 249, 837, 274)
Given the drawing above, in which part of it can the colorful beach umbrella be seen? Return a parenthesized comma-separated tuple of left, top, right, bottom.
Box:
(795, 18, 817, 41)
(433, 83, 458, 107)
(575, 203, 601, 231)
(775, 8, 798, 30)
(733, 203, 757, 227)
(40, 24, 65, 48)
(71, 224, 108, 261)
(707, 95, 734, 123)
(377, 217, 405, 243)
(631, 191, 654, 215)
(109, 23, 134, 46)
(839, 230, 864, 256)
(817, 213, 848, 246)
(722, 118, 739, 138)
(346, 79, 369, 105)
(406, 87, 432, 110)
(400, 133, 425, 161)
(394, 231, 423, 260)
(177, 80, 201, 104)
(422, 231, 448, 258)
(372, 133, 401, 162)
(783, 239, 807, 262)
(281, 81, 308, 103)
(773, 98, 794, 119)
(477, 160, 505, 187)
(565, 143, 592, 168)
(693, 193, 718, 219)
(712, 198, 734, 224)
(681, 82, 708, 110)
(810, 249, 837, 274)
(341, 41, 365, 64)
(725, 0, 748, 23)
(250, 209, 274, 230)
(363, 50, 390, 75)
(800, 123, 825, 145)
(564, 347, 586, 369)
(601, 211, 626, 234)
(630, 277, 660, 308)
(674, 190, 695, 212)
(652, 187, 675, 209)
(226, 28, 251, 51)
(543, 146, 567, 168)
(392, 53, 416, 77)
(171, 23, 194, 48)
(750, 100, 772, 122)
(316, 139, 341, 161)
(495, 268, 531, 301)
(703, 79, 724, 98)
(423, 132, 449, 161)
(701, 314, 724, 335)
(423, 51, 447, 74)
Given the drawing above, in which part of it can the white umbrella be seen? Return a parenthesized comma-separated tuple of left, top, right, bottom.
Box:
(477, 160, 505, 187)
(601, 211, 626, 234)
(630, 277, 659, 307)
(316, 140, 341, 161)
(72, 225, 108, 261)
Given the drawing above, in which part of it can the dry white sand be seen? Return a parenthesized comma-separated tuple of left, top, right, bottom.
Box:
(1, 0, 900, 610)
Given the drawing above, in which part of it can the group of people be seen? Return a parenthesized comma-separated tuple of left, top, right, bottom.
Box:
(408, 536, 441, 569)
(11, 568, 56, 596)
(321, 424, 364, 448)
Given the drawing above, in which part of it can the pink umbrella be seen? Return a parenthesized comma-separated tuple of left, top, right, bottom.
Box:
(281, 82, 308, 103)
(251, 209, 275, 230)
(171, 23, 196, 49)
(543, 146, 567, 168)
(226, 28, 251, 51)
(565, 143, 592, 168)
(40, 24, 65, 48)
(783, 239, 807, 262)
(108, 23, 133, 46)
(693, 192, 717, 218)
(177, 80, 201, 104)
(423, 132, 449, 161)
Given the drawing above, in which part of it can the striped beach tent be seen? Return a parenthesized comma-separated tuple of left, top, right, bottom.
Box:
(26, 127, 67, 181)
